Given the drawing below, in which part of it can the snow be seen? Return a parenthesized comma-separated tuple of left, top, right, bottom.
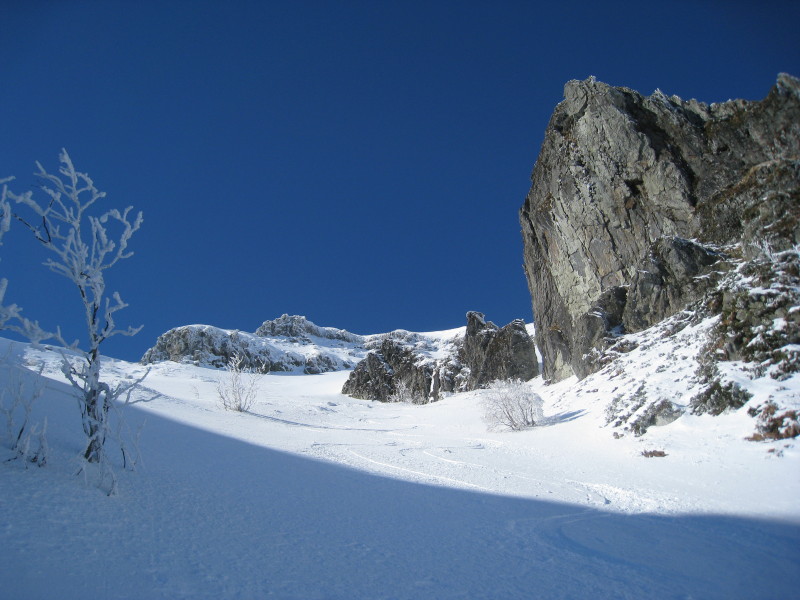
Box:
(1, 336, 799, 599)
(143, 323, 370, 373)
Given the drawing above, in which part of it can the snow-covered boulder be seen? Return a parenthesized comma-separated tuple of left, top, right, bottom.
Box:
(255, 314, 363, 344)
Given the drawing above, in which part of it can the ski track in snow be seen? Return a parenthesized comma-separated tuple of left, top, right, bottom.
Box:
(120, 355, 799, 518)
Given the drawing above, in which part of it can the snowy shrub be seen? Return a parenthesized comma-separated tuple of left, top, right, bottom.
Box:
(217, 352, 262, 412)
(747, 401, 800, 440)
(605, 379, 685, 436)
(704, 244, 800, 378)
(641, 449, 667, 458)
(628, 399, 683, 436)
(605, 384, 648, 428)
(0, 358, 48, 467)
(691, 380, 751, 416)
(388, 378, 415, 403)
(482, 379, 543, 431)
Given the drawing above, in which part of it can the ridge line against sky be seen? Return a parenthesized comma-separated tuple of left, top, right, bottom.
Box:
(1, 0, 798, 361)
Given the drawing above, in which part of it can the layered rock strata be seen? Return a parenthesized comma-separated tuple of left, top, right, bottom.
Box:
(520, 74, 800, 381)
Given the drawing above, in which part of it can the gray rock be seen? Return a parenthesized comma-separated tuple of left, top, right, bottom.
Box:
(520, 74, 800, 381)
(341, 351, 395, 401)
(341, 312, 538, 403)
(459, 311, 500, 387)
(141, 325, 287, 372)
(341, 337, 459, 403)
(622, 237, 725, 333)
(255, 314, 363, 344)
(572, 286, 628, 379)
(460, 312, 539, 388)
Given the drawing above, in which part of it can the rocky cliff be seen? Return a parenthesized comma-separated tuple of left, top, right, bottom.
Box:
(142, 312, 539, 402)
(520, 74, 800, 382)
(341, 312, 538, 403)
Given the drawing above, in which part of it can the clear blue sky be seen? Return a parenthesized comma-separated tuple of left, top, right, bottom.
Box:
(1, 1, 798, 362)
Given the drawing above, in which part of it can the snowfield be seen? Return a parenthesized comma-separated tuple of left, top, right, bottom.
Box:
(1, 336, 798, 599)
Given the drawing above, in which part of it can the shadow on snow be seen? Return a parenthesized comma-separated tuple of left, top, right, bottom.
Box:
(1, 364, 798, 600)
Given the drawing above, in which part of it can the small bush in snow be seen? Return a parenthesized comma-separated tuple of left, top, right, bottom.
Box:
(691, 380, 751, 416)
(747, 401, 800, 441)
(217, 352, 262, 412)
(641, 449, 668, 458)
(0, 359, 48, 467)
(388, 379, 422, 404)
(482, 379, 543, 431)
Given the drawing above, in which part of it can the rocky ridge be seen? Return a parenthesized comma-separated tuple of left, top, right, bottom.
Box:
(520, 73, 799, 383)
(141, 312, 539, 403)
(520, 74, 799, 437)
(342, 312, 538, 403)
(140, 315, 367, 374)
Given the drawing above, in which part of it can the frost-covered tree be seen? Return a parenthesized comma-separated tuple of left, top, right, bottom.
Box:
(0, 177, 10, 239)
(1, 358, 49, 467)
(11, 150, 144, 463)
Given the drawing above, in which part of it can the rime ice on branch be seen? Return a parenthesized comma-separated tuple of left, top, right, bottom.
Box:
(12, 150, 145, 466)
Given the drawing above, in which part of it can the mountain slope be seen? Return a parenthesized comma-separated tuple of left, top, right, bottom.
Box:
(1, 337, 798, 599)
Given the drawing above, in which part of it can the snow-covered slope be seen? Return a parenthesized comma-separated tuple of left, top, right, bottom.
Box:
(1, 335, 798, 599)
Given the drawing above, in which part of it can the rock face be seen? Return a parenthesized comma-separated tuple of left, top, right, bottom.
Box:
(340, 351, 396, 401)
(254, 314, 362, 344)
(520, 74, 800, 381)
(460, 312, 538, 388)
(141, 315, 366, 374)
(143, 312, 538, 396)
(342, 312, 538, 402)
(342, 335, 458, 403)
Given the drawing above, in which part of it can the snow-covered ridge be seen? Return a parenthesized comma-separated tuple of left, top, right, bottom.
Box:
(364, 326, 464, 358)
(141, 317, 366, 374)
(140, 314, 470, 375)
(343, 313, 538, 403)
(254, 314, 364, 344)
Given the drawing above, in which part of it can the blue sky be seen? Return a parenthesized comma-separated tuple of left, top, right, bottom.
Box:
(1, 1, 798, 362)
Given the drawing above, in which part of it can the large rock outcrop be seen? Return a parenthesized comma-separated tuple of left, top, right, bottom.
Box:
(460, 312, 539, 388)
(254, 314, 362, 344)
(342, 334, 459, 403)
(342, 312, 538, 402)
(143, 312, 539, 394)
(520, 74, 800, 382)
(141, 315, 366, 374)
